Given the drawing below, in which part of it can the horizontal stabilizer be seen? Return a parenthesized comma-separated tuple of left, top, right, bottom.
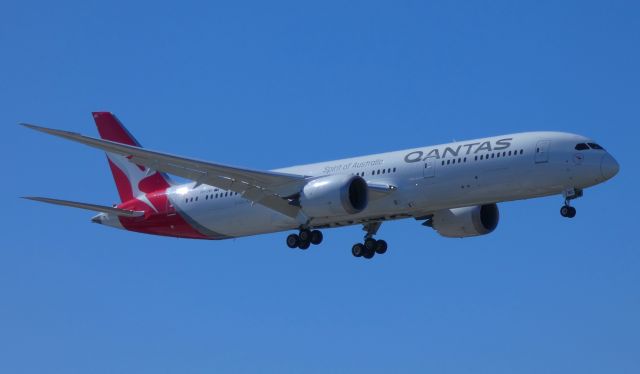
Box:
(22, 196, 145, 217)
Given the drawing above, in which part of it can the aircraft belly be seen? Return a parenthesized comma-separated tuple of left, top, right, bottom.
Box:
(184, 199, 298, 237)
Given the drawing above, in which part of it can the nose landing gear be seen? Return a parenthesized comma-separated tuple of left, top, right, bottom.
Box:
(560, 205, 577, 218)
(560, 188, 582, 218)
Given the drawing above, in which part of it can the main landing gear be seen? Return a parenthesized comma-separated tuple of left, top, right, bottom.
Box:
(286, 228, 323, 250)
(351, 239, 387, 259)
(284, 222, 389, 260)
(560, 188, 582, 219)
(352, 222, 388, 260)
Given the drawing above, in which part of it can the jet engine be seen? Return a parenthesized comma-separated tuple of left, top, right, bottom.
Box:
(430, 204, 499, 238)
(299, 175, 368, 218)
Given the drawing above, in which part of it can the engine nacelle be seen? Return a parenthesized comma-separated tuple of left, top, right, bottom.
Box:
(431, 204, 499, 238)
(299, 175, 368, 218)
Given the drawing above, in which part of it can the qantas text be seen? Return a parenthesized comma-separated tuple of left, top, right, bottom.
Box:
(404, 138, 513, 163)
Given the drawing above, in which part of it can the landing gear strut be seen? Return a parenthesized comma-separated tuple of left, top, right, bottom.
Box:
(286, 229, 323, 250)
(352, 222, 388, 260)
(560, 188, 582, 219)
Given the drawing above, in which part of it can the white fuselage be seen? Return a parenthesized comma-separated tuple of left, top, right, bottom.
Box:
(127, 131, 617, 239)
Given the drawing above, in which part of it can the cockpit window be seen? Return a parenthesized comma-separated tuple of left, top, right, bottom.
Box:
(588, 143, 604, 150)
(575, 143, 589, 150)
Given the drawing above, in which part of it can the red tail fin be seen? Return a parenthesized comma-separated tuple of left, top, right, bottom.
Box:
(92, 112, 171, 202)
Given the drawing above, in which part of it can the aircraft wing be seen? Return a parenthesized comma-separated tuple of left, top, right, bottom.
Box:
(21, 123, 306, 219)
(22, 196, 145, 217)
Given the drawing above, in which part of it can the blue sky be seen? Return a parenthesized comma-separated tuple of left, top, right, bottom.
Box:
(1, 0, 639, 373)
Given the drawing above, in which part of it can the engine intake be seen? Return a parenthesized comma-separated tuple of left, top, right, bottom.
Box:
(431, 204, 499, 238)
(299, 175, 368, 218)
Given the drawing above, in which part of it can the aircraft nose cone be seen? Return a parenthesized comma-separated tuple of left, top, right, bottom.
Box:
(601, 154, 620, 180)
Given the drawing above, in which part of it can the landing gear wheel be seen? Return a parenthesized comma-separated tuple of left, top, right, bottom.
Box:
(560, 206, 576, 218)
(286, 234, 300, 249)
(364, 238, 377, 252)
(310, 230, 323, 245)
(375, 240, 388, 254)
(299, 229, 312, 242)
(298, 240, 311, 250)
(352, 243, 364, 257)
(362, 246, 375, 259)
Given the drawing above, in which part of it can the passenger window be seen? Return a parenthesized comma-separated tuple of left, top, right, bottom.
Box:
(508, 151, 512, 156)
(575, 143, 589, 150)
(520, 150, 524, 155)
(382, 169, 386, 174)
(474, 156, 478, 161)
(442, 161, 445, 166)
(393, 168, 396, 172)
(588, 143, 604, 150)
(447, 160, 451, 165)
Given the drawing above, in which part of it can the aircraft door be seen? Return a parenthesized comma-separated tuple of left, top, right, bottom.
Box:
(423, 156, 436, 178)
(535, 140, 550, 163)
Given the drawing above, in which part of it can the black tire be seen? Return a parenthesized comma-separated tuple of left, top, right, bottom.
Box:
(352, 243, 364, 257)
(310, 230, 323, 245)
(286, 234, 299, 249)
(364, 238, 377, 251)
(567, 206, 577, 218)
(299, 229, 312, 242)
(298, 240, 311, 250)
(375, 240, 388, 254)
(362, 247, 375, 259)
(560, 206, 570, 217)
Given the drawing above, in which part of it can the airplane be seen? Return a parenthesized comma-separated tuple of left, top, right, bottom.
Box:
(21, 112, 619, 259)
